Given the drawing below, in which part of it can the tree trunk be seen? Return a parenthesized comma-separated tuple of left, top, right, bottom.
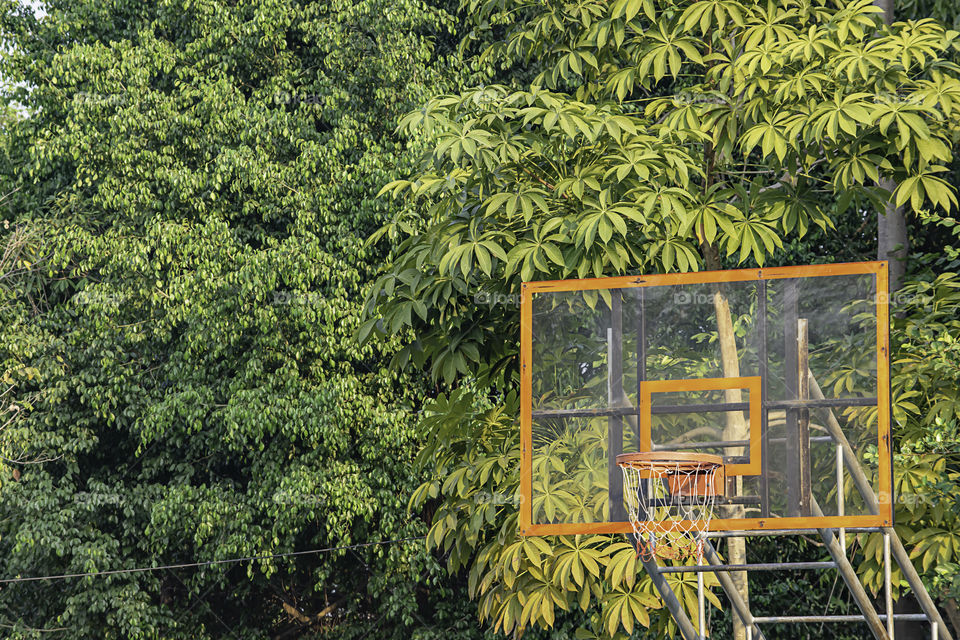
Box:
(944, 598, 960, 638)
(874, 0, 894, 22)
(878, 177, 909, 292)
(874, 0, 909, 292)
(703, 242, 750, 640)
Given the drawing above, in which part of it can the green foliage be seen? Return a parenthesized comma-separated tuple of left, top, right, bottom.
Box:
(898, 0, 960, 29)
(0, 0, 483, 637)
(859, 265, 960, 599)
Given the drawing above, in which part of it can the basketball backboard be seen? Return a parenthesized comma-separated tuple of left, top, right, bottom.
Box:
(519, 262, 892, 535)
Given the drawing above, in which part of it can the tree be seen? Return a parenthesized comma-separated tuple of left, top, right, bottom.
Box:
(366, 0, 960, 637)
(876, 0, 910, 294)
(0, 0, 482, 637)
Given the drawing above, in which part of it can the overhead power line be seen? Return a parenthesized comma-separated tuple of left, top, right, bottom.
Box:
(0, 536, 426, 585)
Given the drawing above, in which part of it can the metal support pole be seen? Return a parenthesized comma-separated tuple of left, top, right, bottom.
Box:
(837, 439, 846, 555)
(885, 531, 895, 640)
(608, 293, 625, 521)
(635, 288, 648, 523)
(660, 561, 836, 573)
(752, 614, 927, 623)
(784, 280, 801, 517)
(697, 554, 705, 639)
(640, 556, 703, 640)
(757, 280, 769, 518)
(636, 286, 646, 409)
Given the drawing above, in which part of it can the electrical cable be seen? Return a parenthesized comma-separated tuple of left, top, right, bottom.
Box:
(0, 535, 426, 585)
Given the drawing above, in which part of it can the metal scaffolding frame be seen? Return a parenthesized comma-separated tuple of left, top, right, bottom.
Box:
(640, 524, 949, 640)
(637, 367, 951, 640)
(615, 276, 952, 640)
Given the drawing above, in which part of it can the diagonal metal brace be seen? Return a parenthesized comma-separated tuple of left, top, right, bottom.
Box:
(640, 555, 703, 640)
(812, 497, 889, 640)
(702, 540, 768, 640)
(641, 543, 770, 640)
(809, 372, 952, 640)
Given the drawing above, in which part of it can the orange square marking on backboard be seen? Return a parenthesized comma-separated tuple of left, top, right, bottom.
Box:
(638, 377, 762, 476)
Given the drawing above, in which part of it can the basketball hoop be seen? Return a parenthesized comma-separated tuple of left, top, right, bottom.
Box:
(617, 452, 725, 562)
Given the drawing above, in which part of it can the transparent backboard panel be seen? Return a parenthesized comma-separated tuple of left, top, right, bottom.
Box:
(649, 388, 753, 463)
(640, 281, 761, 382)
(521, 264, 893, 534)
(765, 275, 878, 402)
(532, 416, 624, 525)
(531, 291, 637, 412)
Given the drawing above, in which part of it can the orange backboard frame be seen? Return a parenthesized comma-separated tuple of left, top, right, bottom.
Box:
(518, 261, 893, 535)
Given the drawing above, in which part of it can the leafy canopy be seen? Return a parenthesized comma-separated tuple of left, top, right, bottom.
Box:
(369, 0, 960, 387)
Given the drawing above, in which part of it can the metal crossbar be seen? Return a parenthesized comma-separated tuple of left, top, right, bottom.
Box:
(753, 614, 930, 624)
(658, 561, 835, 573)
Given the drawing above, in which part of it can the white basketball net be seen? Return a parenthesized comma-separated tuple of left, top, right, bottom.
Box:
(620, 459, 721, 563)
